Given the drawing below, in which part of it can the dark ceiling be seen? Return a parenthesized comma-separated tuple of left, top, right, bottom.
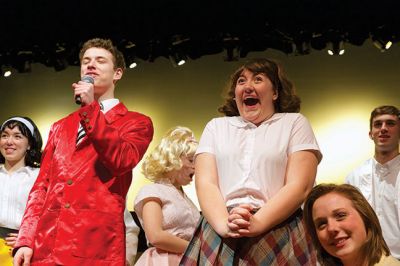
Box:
(1, 0, 400, 72)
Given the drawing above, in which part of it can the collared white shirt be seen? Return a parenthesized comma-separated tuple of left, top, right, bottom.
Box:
(346, 155, 400, 259)
(0, 165, 39, 229)
(124, 207, 140, 266)
(196, 113, 322, 208)
(100, 98, 119, 113)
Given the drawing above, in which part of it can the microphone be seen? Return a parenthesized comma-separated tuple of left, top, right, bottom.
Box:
(75, 75, 95, 105)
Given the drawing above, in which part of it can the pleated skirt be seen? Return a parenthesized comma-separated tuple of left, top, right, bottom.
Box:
(180, 209, 316, 266)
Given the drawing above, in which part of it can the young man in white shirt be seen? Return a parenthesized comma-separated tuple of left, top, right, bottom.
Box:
(346, 105, 400, 259)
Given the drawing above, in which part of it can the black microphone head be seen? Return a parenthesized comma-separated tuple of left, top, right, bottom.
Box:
(81, 75, 94, 84)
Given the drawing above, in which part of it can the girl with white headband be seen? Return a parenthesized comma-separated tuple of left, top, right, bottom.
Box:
(0, 116, 42, 264)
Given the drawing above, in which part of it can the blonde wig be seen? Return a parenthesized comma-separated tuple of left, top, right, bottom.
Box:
(142, 126, 198, 181)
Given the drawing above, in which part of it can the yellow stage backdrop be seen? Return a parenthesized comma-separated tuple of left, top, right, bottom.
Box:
(0, 40, 398, 211)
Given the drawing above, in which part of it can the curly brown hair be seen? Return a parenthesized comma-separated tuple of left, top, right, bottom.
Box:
(218, 58, 301, 116)
(303, 183, 390, 266)
(79, 38, 126, 71)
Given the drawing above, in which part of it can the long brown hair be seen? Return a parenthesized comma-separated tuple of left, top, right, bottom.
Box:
(303, 183, 390, 266)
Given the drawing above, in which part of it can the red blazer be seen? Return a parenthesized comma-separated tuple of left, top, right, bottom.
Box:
(15, 101, 153, 265)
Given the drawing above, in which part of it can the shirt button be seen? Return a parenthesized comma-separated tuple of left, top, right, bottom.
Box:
(64, 203, 71, 209)
(88, 125, 92, 130)
(85, 118, 90, 123)
(82, 112, 88, 117)
(66, 179, 73, 185)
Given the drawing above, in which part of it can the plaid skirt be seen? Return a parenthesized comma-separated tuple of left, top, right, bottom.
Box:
(180, 209, 316, 266)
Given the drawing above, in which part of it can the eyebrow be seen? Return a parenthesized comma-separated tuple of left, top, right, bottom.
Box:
(82, 56, 107, 61)
(373, 119, 397, 123)
(313, 217, 325, 224)
(313, 208, 347, 222)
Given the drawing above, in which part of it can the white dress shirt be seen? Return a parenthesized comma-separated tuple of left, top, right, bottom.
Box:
(0, 165, 39, 229)
(196, 113, 322, 208)
(346, 155, 400, 259)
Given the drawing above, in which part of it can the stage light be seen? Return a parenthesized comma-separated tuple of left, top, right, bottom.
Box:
(123, 41, 138, 69)
(327, 40, 345, 56)
(170, 51, 187, 66)
(53, 43, 68, 71)
(1, 52, 14, 77)
(293, 41, 311, 55)
(372, 36, 392, 52)
(371, 26, 394, 52)
(310, 34, 327, 50)
(2, 65, 13, 78)
(224, 46, 238, 61)
(15, 51, 33, 73)
(129, 61, 137, 69)
(223, 36, 239, 61)
(169, 35, 189, 67)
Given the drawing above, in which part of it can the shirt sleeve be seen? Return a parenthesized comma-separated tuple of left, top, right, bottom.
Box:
(124, 208, 139, 266)
(288, 114, 323, 162)
(133, 184, 165, 220)
(79, 101, 154, 176)
(195, 119, 216, 157)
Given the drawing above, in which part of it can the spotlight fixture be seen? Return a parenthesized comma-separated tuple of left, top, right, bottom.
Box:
(293, 41, 311, 55)
(2, 65, 13, 78)
(1, 52, 13, 77)
(371, 26, 394, 52)
(223, 36, 239, 61)
(169, 51, 187, 67)
(169, 35, 189, 67)
(310, 34, 327, 50)
(15, 51, 33, 73)
(123, 41, 138, 69)
(372, 36, 392, 52)
(53, 43, 68, 71)
(327, 40, 345, 56)
(224, 46, 239, 61)
(128, 60, 137, 69)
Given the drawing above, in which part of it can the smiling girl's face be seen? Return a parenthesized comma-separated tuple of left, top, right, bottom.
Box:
(312, 192, 367, 265)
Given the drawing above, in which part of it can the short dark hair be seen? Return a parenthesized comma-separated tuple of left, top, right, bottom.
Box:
(369, 105, 399, 130)
(303, 183, 390, 266)
(218, 58, 301, 116)
(79, 38, 126, 71)
(0, 117, 43, 167)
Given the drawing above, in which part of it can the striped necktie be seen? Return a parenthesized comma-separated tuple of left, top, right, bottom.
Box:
(76, 103, 104, 145)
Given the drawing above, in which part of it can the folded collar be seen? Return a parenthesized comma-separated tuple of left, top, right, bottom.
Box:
(227, 113, 284, 128)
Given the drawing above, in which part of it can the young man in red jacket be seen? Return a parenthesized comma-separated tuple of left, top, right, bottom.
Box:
(13, 38, 154, 266)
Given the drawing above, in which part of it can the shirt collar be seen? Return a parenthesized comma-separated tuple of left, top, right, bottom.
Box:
(374, 154, 400, 168)
(0, 165, 35, 174)
(373, 154, 400, 176)
(227, 113, 285, 128)
(100, 98, 119, 113)
(384, 154, 400, 170)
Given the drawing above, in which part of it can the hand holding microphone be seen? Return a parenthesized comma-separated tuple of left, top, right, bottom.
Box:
(74, 75, 95, 105)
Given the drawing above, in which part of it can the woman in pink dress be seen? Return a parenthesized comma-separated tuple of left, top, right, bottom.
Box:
(134, 126, 200, 266)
